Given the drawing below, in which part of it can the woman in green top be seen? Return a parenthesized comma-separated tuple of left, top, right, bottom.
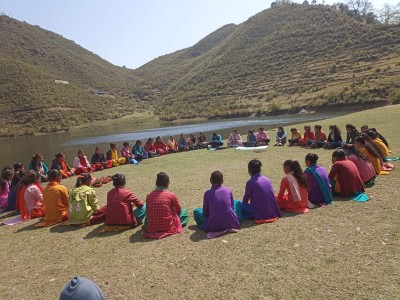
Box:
(68, 173, 100, 226)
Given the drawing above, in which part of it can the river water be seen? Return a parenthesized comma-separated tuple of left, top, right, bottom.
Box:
(0, 111, 352, 168)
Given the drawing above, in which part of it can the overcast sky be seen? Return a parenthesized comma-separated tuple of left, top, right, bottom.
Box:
(1, 0, 397, 69)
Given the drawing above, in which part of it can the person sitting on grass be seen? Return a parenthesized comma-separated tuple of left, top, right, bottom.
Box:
(144, 172, 189, 239)
(275, 159, 309, 214)
(121, 142, 138, 164)
(288, 128, 303, 146)
(96, 174, 145, 231)
(355, 135, 389, 175)
(209, 132, 223, 148)
(17, 171, 45, 220)
(241, 159, 281, 223)
(35, 170, 69, 227)
(68, 173, 100, 226)
(51, 153, 75, 178)
(304, 153, 332, 208)
(324, 125, 343, 149)
(193, 171, 241, 239)
(166, 136, 179, 153)
(187, 134, 197, 150)
(309, 125, 327, 148)
(243, 130, 257, 147)
(0, 168, 13, 210)
(132, 140, 148, 161)
(275, 127, 287, 146)
(91, 147, 112, 170)
(106, 143, 126, 167)
(197, 132, 208, 148)
(256, 127, 270, 145)
(28, 154, 49, 182)
(328, 149, 364, 197)
(227, 129, 244, 147)
(343, 144, 376, 186)
(300, 125, 315, 147)
(155, 136, 170, 155)
(345, 124, 359, 145)
(73, 150, 96, 175)
(368, 127, 389, 148)
(178, 133, 190, 151)
(364, 130, 389, 159)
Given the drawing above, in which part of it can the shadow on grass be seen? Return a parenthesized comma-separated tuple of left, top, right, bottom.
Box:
(129, 225, 153, 243)
(14, 222, 43, 233)
(332, 196, 353, 202)
(188, 225, 206, 242)
(84, 225, 135, 239)
(49, 223, 83, 233)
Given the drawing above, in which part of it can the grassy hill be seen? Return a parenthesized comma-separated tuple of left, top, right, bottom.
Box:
(134, 4, 400, 121)
(0, 15, 143, 137)
(1, 4, 400, 137)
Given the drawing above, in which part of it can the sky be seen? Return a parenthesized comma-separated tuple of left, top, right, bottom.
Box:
(1, 0, 398, 69)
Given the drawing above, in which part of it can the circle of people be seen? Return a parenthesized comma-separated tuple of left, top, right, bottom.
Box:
(0, 124, 395, 239)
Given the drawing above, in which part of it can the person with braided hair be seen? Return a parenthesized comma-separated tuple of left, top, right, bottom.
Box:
(275, 159, 309, 213)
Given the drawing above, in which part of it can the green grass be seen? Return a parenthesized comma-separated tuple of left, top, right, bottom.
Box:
(0, 105, 399, 299)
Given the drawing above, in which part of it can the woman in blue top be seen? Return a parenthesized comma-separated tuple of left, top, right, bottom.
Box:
(28, 154, 49, 182)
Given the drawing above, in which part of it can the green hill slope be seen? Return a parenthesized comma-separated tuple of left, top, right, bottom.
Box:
(0, 16, 142, 137)
(134, 4, 400, 121)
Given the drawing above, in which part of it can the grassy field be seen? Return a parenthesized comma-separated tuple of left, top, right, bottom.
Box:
(0, 105, 399, 299)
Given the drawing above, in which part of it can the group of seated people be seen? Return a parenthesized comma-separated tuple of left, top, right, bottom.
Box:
(0, 123, 395, 240)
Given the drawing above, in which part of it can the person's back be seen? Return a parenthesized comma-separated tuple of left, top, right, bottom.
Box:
(347, 154, 376, 184)
(68, 185, 99, 225)
(42, 181, 68, 223)
(329, 158, 364, 196)
(203, 185, 239, 232)
(304, 164, 331, 206)
(372, 138, 389, 158)
(106, 186, 143, 226)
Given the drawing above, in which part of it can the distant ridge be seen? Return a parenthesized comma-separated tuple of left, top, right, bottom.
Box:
(1, 4, 400, 137)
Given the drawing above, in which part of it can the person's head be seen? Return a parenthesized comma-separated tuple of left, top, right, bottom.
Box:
(47, 169, 62, 183)
(345, 124, 356, 133)
(156, 172, 169, 188)
(212, 132, 217, 137)
(146, 138, 153, 144)
(361, 125, 368, 133)
(354, 135, 366, 149)
(13, 163, 24, 172)
(77, 150, 85, 157)
(305, 153, 319, 166)
(22, 170, 40, 186)
(112, 173, 126, 187)
(248, 159, 262, 176)
(233, 129, 238, 133)
(135, 140, 142, 146)
(110, 143, 117, 149)
(200, 132, 205, 137)
(180, 133, 185, 139)
(283, 159, 308, 189)
(314, 125, 322, 132)
(95, 147, 102, 154)
(59, 276, 105, 300)
(55, 153, 65, 161)
(189, 134, 195, 139)
(169, 135, 175, 141)
(278, 127, 284, 132)
(258, 127, 264, 132)
(290, 128, 297, 133)
(75, 173, 92, 188)
(365, 129, 377, 139)
(31, 154, 44, 165)
(123, 142, 130, 148)
(2, 168, 14, 181)
(155, 136, 162, 143)
(331, 149, 346, 163)
(248, 130, 253, 134)
(328, 125, 340, 134)
(304, 125, 311, 132)
(210, 171, 223, 186)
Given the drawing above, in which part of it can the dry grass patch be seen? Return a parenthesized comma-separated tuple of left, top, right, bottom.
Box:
(0, 105, 399, 299)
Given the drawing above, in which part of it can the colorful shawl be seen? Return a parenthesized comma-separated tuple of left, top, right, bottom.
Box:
(285, 173, 301, 202)
(305, 164, 332, 205)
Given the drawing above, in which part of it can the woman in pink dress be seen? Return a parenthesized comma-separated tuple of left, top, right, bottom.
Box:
(144, 172, 188, 239)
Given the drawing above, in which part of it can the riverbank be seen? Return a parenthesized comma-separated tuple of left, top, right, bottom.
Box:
(0, 105, 399, 299)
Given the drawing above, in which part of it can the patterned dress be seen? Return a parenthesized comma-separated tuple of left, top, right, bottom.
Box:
(144, 188, 183, 239)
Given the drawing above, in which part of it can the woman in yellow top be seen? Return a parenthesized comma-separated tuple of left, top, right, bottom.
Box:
(288, 128, 303, 146)
(106, 143, 126, 167)
(365, 130, 389, 159)
(355, 136, 388, 175)
(35, 169, 69, 227)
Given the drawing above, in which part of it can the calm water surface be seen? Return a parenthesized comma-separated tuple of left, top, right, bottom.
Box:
(0, 111, 353, 167)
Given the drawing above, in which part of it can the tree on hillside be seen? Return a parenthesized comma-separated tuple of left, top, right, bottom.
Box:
(347, 0, 374, 22)
(378, 3, 400, 24)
